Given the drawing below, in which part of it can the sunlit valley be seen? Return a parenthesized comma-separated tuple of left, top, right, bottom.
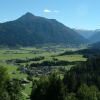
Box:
(0, 1, 100, 100)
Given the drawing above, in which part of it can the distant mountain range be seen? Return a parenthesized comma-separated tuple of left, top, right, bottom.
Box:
(91, 41, 100, 49)
(89, 30, 100, 43)
(75, 29, 100, 43)
(0, 12, 87, 47)
(74, 29, 95, 39)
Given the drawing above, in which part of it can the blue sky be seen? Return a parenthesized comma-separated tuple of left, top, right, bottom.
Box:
(0, 0, 100, 30)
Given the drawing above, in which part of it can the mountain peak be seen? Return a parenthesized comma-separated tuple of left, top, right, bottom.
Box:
(25, 12, 35, 17)
(0, 12, 87, 47)
(17, 12, 36, 21)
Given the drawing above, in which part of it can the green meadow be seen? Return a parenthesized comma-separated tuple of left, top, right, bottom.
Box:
(0, 46, 87, 100)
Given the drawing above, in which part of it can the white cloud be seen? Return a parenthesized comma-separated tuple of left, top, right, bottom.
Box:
(44, 9, 60, 13)
(44, 9, 51, 13)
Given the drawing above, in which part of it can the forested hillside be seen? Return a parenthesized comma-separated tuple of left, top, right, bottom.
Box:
(0, 12, 87, 47)
(30, 55, 100, 100)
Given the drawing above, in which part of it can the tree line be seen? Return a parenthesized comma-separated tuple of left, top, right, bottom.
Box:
(30, 56, 100, 100)
(1, 55, 100, 100)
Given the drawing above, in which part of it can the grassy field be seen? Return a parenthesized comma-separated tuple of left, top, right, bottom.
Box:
(0, 46, 87, 100)
(56, 54, 87, 62)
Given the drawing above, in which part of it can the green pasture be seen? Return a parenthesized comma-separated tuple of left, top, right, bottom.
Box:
(56, 54, 87, 62)
(0, 46, 87, 100)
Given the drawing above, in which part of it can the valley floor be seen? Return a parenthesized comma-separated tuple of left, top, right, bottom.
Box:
(0, 45, 87, 100)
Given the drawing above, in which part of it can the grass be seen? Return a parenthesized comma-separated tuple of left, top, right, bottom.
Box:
(56, 54, 87, 62)
(0, 62, 27, 79)
(0, 46, 87, 100)
(23, 82, 32, 96)
(0, 53, 37, 60)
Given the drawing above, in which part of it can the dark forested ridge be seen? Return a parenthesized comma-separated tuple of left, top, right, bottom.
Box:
(0, 12, 87, 47)
(90, 41, 100, 49)
(30, 55, 100, 100)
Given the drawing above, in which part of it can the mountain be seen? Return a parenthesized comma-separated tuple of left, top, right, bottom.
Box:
(0, 12, 87, 47)
(89, 30, 100, 43)
(74, 29, 95, 39)
(90, 41, 100, 49)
